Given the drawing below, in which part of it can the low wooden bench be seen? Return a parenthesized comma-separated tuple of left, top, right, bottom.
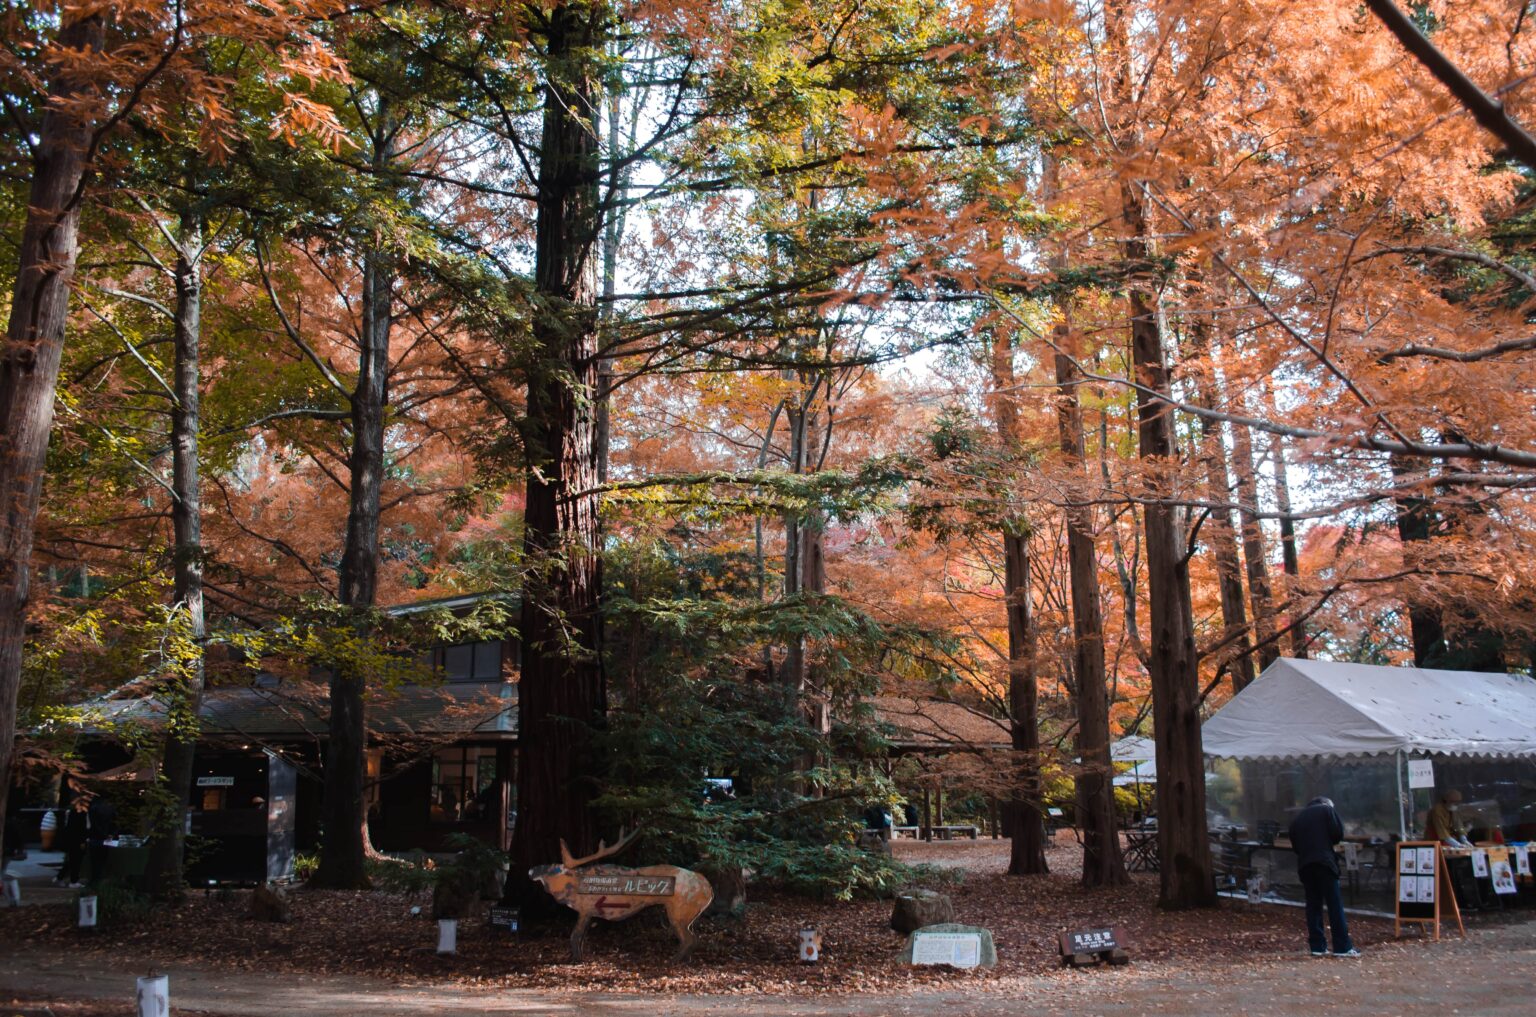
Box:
(928, 825, 979, 841)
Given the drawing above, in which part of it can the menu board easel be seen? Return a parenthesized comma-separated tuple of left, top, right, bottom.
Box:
(1394, 841, 1464, 941)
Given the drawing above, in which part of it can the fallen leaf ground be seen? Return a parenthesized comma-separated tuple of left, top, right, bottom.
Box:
(0, 838, 1403, 996)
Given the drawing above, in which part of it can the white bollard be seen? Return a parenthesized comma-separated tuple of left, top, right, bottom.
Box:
(135, 975, 169, 1017)
(437, 918, 457, 954)
(1, 873, 20, 907)
(79, 894, 98, 928)
(798, 926, 821, 963)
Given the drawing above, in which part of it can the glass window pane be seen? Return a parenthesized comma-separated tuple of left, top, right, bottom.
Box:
(472, 641, 502, 680)
(443, 644, 474, 681)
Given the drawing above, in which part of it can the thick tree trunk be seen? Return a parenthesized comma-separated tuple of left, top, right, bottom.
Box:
(507, 1, 608, 920)
(1268, 427, 1308, 658)
(146, 213, 207, 900)
(1001, 530, 1048, 874)
(1040, 151, 1123, 885)
(1187, 301, 1255, 691)
(1106, 0, 1214, 900)
(1390, 457, 1445, 666)
(986, 323, 1047, 875)
(0, 12, 106, 863)
(313, 246, 392, 890)
(1053, 351, 1127, 886)
(1231, 421, 1278, 671)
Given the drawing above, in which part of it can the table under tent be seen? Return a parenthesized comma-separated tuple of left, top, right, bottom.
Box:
(1201, 658, 1536, 914)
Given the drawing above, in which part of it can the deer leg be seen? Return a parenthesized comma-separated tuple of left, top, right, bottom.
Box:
(670, 910, 700, 963)
(569, 913, 592, 962)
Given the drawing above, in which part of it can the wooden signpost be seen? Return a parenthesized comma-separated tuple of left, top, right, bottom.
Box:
(1058, 926, 1131, 967)
(529, 828, 713, 962)
(1394, 840, 1464, 941)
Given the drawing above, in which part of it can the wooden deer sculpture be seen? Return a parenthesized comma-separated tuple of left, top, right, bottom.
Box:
(529, 827, 714, 962)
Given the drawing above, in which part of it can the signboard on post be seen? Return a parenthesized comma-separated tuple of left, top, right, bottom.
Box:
(195, 776, 234, 787)
(1395, 841, 1464, 941)
(1407, 759, 1435, 790)
(1058, 926, 1131, 967)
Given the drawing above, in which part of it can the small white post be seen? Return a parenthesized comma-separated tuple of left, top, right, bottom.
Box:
(79, 895, 98, 928)
(135, 975, 169, 1017)
(437, 918, 457, 954)
(1, 873, 20, 907)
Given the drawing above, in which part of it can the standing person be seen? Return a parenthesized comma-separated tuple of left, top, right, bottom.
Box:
(85, 793, 117, 886)
(55, 794, 89, 887)
(1287, 795, 1360, 958)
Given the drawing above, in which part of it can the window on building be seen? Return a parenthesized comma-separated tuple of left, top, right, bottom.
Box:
(418, 640, 504, 682)
(430, 746, 499, 823)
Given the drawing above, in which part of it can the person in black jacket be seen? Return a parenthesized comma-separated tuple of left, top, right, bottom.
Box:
(1287, 796, 1360, 957)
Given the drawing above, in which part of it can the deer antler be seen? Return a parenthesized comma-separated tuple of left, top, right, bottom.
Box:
(561, 826, 642, 869)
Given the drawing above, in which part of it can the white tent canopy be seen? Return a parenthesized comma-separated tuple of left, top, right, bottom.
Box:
(1111, 736, 1156, 785)
(1202, 657, 1536, 761)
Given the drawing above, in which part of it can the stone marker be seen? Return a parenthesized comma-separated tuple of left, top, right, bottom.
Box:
(251, 882, 292, 923)
(858, 830, 893, 858)
(432, 866, 480, 920)
(700, 863, 747, 917)
(900, 923, 997, 969)
(890, 889, 955, 934)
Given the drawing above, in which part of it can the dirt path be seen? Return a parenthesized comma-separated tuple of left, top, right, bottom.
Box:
(5, 917, 1534, 1017)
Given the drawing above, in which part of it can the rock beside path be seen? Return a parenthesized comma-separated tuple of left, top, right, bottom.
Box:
(890, 889, 954, 933)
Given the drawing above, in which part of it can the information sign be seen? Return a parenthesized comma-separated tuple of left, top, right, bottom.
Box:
(575, 874, 676, 896)
(195, 776, 234, 787)
(1407, 758, 1435, 789)
(1395, 841, 1464, 942)
(911, 931, 982, 969)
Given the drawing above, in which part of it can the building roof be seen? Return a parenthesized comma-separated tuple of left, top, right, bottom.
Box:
(92, 681, 516, 741)
(873, 696, 1010, 752)
(1202, 657, 1536, 761)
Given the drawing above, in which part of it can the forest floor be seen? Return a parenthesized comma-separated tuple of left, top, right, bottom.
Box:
(3, 837, 1533, 1015)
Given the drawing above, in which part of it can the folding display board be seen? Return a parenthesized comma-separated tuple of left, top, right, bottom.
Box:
(1395, 841, 1464, 941)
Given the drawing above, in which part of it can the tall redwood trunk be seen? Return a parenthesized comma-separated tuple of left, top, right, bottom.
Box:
(1110, 0, 1214, 909)
(1053, 351, 1126, 886)
(987, 324, 1046, 875)
(0, 12, 107, 862)
(313, 244, 392, 890)
(1231, 419, 1278, 671)
(1041, 153, 1120, 883)
(507, 2, 608, 920)
(1268, 429, 1308, 658)
(147, 212, 207, 899)
(1391, 456, 1446, 666)
(1191, 337, 1255, 690)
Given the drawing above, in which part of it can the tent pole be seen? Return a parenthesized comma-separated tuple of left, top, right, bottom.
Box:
(1395, 750, 1407, 841)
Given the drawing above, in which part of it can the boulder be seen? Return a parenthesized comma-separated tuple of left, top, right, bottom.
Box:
(251, 882, 292, 924)
(700, 864, 747, 917)
(432, 867, 480, 920)
(890, 889, 954, 934)
(900, 922, 997, 969)
(858, 830, 893, 857)
(480, 861, 509, 901)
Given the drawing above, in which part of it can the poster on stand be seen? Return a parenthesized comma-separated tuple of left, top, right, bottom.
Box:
(1417, 847, 1437, 875)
